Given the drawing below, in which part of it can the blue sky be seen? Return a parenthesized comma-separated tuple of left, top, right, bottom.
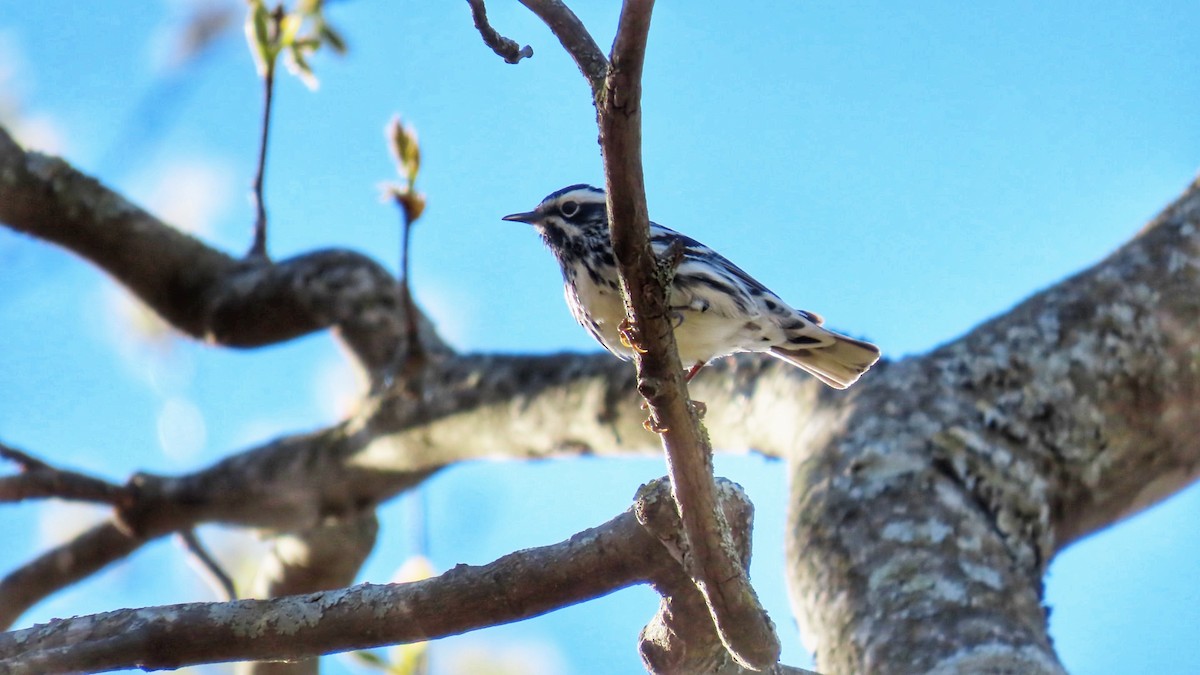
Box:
(2, 1, 1199, 673)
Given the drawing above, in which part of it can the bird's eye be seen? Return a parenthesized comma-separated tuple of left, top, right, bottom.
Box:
(559, 201, 580, 218)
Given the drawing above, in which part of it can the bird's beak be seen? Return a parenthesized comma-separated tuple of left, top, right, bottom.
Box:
(502, 210, 540, 225)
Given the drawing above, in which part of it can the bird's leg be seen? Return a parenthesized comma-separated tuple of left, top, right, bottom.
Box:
(684, 362, 708, 418)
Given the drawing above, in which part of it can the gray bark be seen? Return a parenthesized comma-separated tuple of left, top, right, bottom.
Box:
(2, 121, 1198, 672)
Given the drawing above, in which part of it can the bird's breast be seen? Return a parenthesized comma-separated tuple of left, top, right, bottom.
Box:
(563, 262, 631, 358)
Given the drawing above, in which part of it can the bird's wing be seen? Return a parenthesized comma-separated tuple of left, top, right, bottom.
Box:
(648, 222, 825, 325)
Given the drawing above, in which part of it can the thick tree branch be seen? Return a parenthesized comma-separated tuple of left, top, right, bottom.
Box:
(243, 512, 380, 675)
(0, 479, 799, 675)
(0, 125, 444, 377)
(3, 89, 1199, 672)
(0, 522, 144, 630)
(788, 178, 1200, 674)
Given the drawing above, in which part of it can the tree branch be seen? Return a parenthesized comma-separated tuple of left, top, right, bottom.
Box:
(466, 0, 533, 64)
(637, 481, 816, 675)
(179, 530, 238, 602)
(788, 179, 1200, 673)
(0, 341, 824, 627)
(0, 124, 444, 378)
(3, 92, 1199, 671)
(0, 479, 799, 675)
(0, 442, 127, 506)
(243, 512, 379, 675)
(516, 0, 607, 94)
(516, 0, 781, 666)
(0, 522, 145, 630)
(597, 1, 780, 668)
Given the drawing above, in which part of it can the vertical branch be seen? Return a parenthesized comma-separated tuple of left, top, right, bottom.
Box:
(497, 0, 782, 667)
(398, 207, 425, 375)
(246, 4, 285, 260)
(517, 0, 782, 668)
(597, 2, 779, 669)
(384, 116, 427, 381)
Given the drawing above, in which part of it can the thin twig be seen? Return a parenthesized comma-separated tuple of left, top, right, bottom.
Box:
(398, 207, 425, 378)
(0, 443, 49, 471)
(465, 0, 533, 64)
(179, 529, 238, 601)
(0, 442, 127, 506)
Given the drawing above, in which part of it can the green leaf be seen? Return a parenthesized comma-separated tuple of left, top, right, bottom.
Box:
(350, 650, 389, 669)
(319, 21, 348, 55)
(285, 43, 319, 90)
(386, 116, 421, 186)
(244, 0, 276, 77)
(279, 11, 303, 48)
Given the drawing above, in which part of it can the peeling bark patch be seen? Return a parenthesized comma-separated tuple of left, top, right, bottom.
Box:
(225, 606, 269, 639)
(959, 560, 1004, 590)
(880, 518, 953, 544)
(267, 597, 324, 635)
(925, 643, 1068, 675)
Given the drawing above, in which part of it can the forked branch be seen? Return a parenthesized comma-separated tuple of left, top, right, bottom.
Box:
(495, 0, 782, 668)
(0, 480, 787, 674)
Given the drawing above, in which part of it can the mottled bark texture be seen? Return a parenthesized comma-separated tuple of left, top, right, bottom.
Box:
(0, 126, 443, 377)
(0, 479, 768, 674)
(2, 119, 1199, 673)
(788, 179, 1200, 674)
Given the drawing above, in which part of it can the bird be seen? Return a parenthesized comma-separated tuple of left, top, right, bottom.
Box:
(503, 184, 880, 389)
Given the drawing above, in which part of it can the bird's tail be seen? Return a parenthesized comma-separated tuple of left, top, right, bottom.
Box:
(769, 330, 881, 390)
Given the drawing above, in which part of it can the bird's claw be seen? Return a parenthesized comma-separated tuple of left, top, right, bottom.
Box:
(643, 415, 669, 433)
(618, 317, 649, 354)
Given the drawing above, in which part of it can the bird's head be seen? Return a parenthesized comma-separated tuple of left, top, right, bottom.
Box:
(503, 184, 609, 253)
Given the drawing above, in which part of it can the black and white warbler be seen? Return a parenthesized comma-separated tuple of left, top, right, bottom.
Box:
(504, 184, 880, 389)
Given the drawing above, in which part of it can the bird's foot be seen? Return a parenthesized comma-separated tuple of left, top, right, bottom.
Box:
(643, 414, 669, 433)
(618, 317, 649, 354)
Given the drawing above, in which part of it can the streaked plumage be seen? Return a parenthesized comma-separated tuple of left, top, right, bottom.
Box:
(503, 184, 880, 388)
